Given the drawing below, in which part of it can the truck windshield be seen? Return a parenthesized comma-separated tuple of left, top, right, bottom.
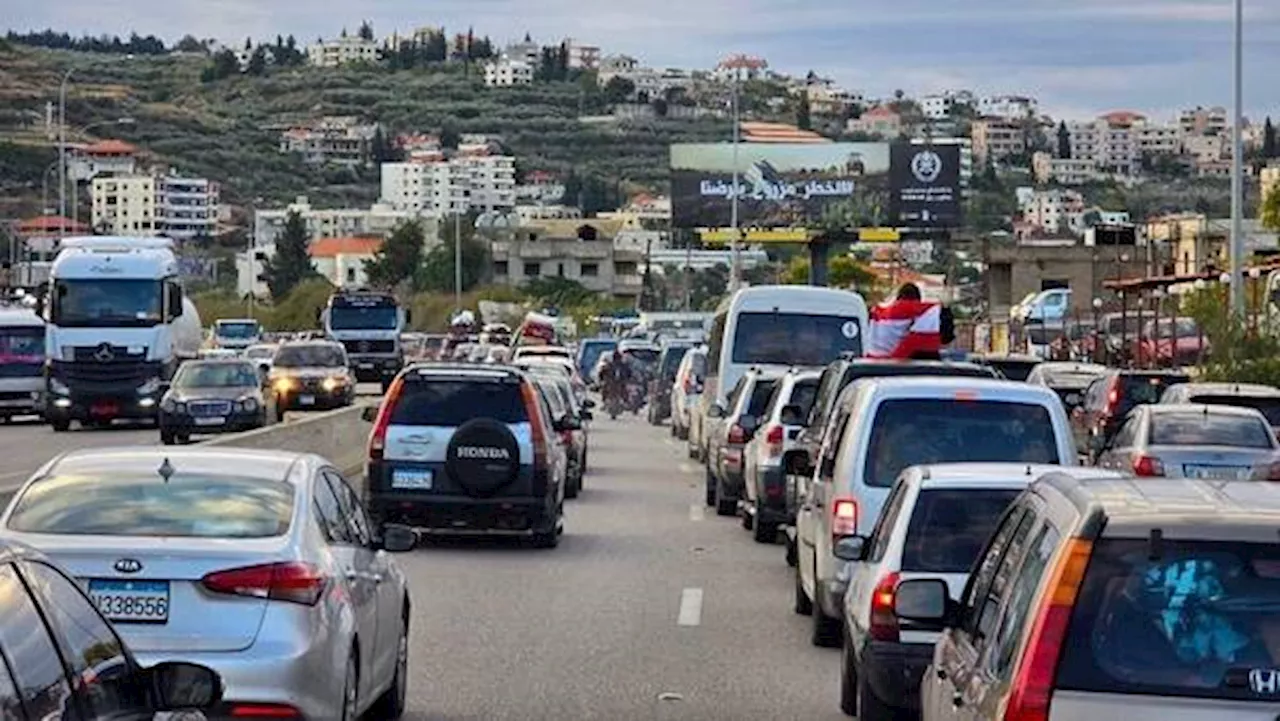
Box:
(329, 306, 398, 330)
(53, 279, 161, 327)
(0, 327, 44, 363)
(216, 322, 260, 339)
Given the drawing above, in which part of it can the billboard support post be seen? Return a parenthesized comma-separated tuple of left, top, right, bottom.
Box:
(808, 238, 829, 287)
(729, 76, 741, 292)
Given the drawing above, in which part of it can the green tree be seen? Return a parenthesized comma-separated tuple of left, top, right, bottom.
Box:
(262, 212, 316, 301)
(440, 124, 461, 151)
(523, 277, 595, 308)
(1056, 121, 1071, 159)
(1262, 183, 1280, 232)
(358, 21, 374, 41)
(245, 46, 268, 76)
(370, 127, 402, 163)
(201, 48, 239, 82)
(364, 220, 425, 290)
(602, 76, 635, 104)
(1265, 117, 1277, 160)
(174, 34, 204, 53)
(796, 93, 812, 131)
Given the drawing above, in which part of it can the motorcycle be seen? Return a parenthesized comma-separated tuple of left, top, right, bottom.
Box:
(604, 392, 625, 420)
(625, 382, 645, 415)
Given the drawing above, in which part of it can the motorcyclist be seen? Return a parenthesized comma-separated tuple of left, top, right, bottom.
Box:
(601, 350, 633, 407)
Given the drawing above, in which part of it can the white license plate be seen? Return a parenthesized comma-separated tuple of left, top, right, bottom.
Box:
(358, 363, 374, 370)
(87, 579, 170, 623)
(392, 469, 433, 490)
(299, 395, 316, 405)
(1185, 465, 1246, 480)
(193, 416, 225, 426)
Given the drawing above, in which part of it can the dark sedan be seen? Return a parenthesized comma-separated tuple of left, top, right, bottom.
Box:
(159, 359, 270, 445)
(268, 341, 356, 419)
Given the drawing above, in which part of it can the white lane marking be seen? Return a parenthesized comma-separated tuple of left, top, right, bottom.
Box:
(677, 588, 703, 627)
(689, 504, 704, 522)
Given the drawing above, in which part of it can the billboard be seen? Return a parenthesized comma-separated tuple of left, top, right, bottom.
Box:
(888, 143, 962, 228)
(669, 142, 890, 229)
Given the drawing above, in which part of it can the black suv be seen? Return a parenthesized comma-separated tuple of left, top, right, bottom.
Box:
(647, 341, 694, 425)
(362, 363, 572, 548)
(784, 358, 999, 565)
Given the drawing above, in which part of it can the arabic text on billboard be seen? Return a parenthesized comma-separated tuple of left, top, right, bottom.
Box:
(669, 142, 890, 229)
(887, 143, 962, 229)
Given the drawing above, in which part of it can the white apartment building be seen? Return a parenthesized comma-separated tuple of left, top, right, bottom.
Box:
(66, 139, 138, 182)
(91, 172, 219, 240)
(279, 116, 378, 166)
(307, 35, 380, 67)
(1134, 121, 1182, 156)
(1032, 152, 1103, 185)
(978, 95, 1038, 120)
(484, 57, 534, 86)
(971, 117, 1026, 164)
(381, 154, 516, 216)
(1180, 106, 1228, 137)
(1065, 112, 1145, 176)
(1020, 188, 1085, 235)
(565, 38, 600, 69)
(252, 196, 433, 249)
(920, 94, 954, 120)
(503, 36, 541, 65)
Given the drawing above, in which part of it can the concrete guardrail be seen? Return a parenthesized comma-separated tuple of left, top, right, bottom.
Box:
(200, 402, 375, 478)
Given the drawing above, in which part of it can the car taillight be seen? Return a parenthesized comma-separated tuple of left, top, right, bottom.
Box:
(367, 376, 405, 461)
(229, 703, 303, 718)
(765, 424, 785, 458)
(1103, 377, 1120, 418)
(831, 496, 857, 538)
(520, 382, 549, 475)
(1003, 539, 1092, 721)
(1131, 455, 1164, 477)
(869, 572, 901, 642)
(201, 562, 327, 606)
(728, 424, 747, 444)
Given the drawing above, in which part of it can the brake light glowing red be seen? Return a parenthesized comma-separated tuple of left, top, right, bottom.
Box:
(1003, 539, 1092, 721)
(765, 424, 784, 458)
(831, 497, 857, 538)
(201, 562, 327, 606)
(229, 703, 303, 718)
(367, 376, 405, 461)
(1131, 455, 1164, 477)
(869, 572, 901, 642)
(520, 382, 549, 474)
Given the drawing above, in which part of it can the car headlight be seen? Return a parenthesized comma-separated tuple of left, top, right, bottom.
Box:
(239, 397, 259, 412)
(137, 378, 162, 396)
(272, 377, 296, 393)
(161, 398, 184, 413)
(322, 376, 346, 391)
(49, 378, 70, 396)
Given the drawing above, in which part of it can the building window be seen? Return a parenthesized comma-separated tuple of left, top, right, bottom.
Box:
(615, 261, 638, 275)
(557, 263, 565, 277)
(524, 262, 541, 277)
(581, 263, 599, 277)
(346, 267, 356, 283)
(494, 261, 509, 276)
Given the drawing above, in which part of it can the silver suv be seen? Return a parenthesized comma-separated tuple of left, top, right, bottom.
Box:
(362, 363, 570, 548)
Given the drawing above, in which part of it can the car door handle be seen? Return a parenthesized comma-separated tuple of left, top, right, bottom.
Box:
(951, 693, 964, 708)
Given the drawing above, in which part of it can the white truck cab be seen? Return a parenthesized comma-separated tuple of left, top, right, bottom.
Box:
(212, 318, 263, 351)
(0, 305, 47, 420)
(42, 236, 202, 430)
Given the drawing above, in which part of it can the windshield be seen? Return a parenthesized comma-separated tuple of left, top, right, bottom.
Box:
(174, 362, 259, 389)
(0, 326, 44, 363)
(987, 359, 1041, 381)
(329, 305, 399, 330)
(733, 312, 861, 365)
(273, 344, 346, 368)
(1149, 413, 1274, 449)
(1190, 396, 1280, 426)
(1104, 315, 1144, 335)
(1058, 539, 1280, 702)
(7, 473, 293, 537)
(53, 279, 162, 328)
(864, 399, 1059, 487)
(215, 321, 260, 339)
(244, 346, 276, 360)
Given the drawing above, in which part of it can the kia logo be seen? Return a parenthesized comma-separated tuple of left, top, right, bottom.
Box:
(93, 344, 115, 362)
(113, 558, 143, 574)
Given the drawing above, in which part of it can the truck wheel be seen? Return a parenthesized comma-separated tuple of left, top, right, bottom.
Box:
(160, 430, 176, 445)
(51, 419, 70, 433)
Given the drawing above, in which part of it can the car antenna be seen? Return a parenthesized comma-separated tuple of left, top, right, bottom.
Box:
(158, 458, 174, 484)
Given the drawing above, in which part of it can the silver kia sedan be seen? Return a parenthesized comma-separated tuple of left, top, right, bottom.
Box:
(0, 446, 417, 721)
(1094, 403, 1280, 480)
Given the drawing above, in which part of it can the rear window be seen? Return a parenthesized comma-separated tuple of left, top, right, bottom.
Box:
(844, 364, 998, 387)
(660, 347, 692, 378)
(1057, 538, 1280, 702)
(732, 312, 862, 366)
(988, 360, 1041, 382)
(1044, 370, 1107, 389)
(787, 379, 820, 421)
(1149, 413, 1274, 449)
(7, 474, 293, 537)
(864, 400, 1060, 487)
(389, 380, 527, 426)
(746, 380, 779, 417)
(901, 489, 1022, 573)
(625, 348, 660, 366)
(1120, 374, 1190, 408)
(1191, 395, 1280, 426)
(274, 344, 345, 368)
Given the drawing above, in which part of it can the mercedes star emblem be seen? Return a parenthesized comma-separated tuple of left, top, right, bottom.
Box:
(113, 558, 143, 574)
(358, 341, 371, 353)
(93, 343, 115, 362)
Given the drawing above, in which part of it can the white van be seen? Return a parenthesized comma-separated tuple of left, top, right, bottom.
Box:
(795, 376, 1076, 648)
(702, 286, 869, 415)
(0, 306, 47, 421)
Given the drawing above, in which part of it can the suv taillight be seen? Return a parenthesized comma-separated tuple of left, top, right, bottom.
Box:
(764, 424, 784, 458)
(201, 562, 327, 606)
(831, 496, 857, 539)
(1003, 539, 1091, 721)
(520, 382, 550, 481)
(1131, 455, 1164, 477)
(728, 424, 747, 444)
(1102, 376, 1121, 419)
(869, 572, 901, 642)
(367, 376, 405, 461)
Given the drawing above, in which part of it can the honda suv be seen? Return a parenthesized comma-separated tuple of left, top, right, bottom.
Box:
(362, 363, 569, 548)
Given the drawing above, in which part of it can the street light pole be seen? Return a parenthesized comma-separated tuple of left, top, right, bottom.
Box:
(1229, 0, 1245, 315)
(58, 68, 72, 236)
(729, 73, 742, 293)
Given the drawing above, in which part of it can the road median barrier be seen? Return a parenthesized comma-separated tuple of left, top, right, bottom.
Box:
(200, 402, 375, 478)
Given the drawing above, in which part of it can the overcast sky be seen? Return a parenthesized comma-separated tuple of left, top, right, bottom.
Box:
(13, 0, 1280, 121)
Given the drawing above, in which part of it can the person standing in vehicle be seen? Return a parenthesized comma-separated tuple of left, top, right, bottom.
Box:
(865, 283, 955, 360)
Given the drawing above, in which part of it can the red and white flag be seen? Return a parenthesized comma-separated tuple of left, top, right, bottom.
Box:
(866, 300, 942, 359)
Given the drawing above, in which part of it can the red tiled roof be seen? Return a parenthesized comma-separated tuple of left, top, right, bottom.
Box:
(862, 106, 899, 118)
(741, 121, 830, 144)
(81, 139, 137, 155)
(1100, 110, 1146, 126)
(308, 236, 382, 258)
(16, 216, 90, 234)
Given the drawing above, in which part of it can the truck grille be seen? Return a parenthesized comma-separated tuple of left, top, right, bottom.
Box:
(0, 362, 43, 379)
(51, 360, 158, 390)
(188, 400, 232, 417)
(341, 339, 395, 354)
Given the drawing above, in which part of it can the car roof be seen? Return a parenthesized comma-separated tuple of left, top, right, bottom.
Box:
(42, 447, 312, 483)
(1146, 402, 1268, 418)
(852, 376, 1060, 402)
(1039, 474, 1280, 541)
(1035, 362, 1108, 374)
(1173, 382, 1280, 398)
(908, 463, 1123, 486)
(971, 353, 1042, 363)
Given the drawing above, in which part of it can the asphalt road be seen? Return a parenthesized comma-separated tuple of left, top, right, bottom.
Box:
(397, 414, 850, 721)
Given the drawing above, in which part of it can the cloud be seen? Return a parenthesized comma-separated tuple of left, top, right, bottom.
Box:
(10, 0, 1280, 119)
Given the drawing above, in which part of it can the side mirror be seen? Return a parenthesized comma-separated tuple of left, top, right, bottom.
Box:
(708, 402, 726, 419)
(360, 405, 379, 423)
(378, 523, 417, 553)
(145, 661, 224, 711)
(166, 284, 183, 318)
(582, 399, 596, 409)
(693, 382, 704, 394)
(893, 578, 953, 628)
(554, 415, 582, 432)
(832, 535, 869, 562)
(779, 404, 803, 425)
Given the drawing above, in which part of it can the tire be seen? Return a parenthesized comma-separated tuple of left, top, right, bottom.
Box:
(811, 594, 843, 648)
(794, 564, 813, 615)
(51, 419, 70, 432)
(785, 536, 798, 567)
(369, 609, 408, 719)
(839, 640, 858, 717)
(714, 480, 736, 517)
(531, 527, 561, 548)
(445, 418, 522, 497)
(857, 668, 895, 721)
(740, 507, 754, 530)
(753, 504, 777, 544)
(565, 473, 581, 499)
(704, 466, 716, 507)
(160, 430, 176, 446)
(340, 652, 359, 721)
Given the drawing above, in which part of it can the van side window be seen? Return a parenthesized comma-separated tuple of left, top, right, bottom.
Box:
(985, 522, 1062, 679)
(820, 409, 851, 480)
(868, 481, 908, 562)
(959, 506, 1028, 634)
(807, 366, 840, 428)
(974, 512, 1038, 644)
(706, 313, 727, 372)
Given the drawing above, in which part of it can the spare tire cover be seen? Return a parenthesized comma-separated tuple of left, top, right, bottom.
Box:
(445, 418, 522, 497)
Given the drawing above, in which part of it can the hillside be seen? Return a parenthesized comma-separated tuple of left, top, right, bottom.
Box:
(0, 45, 732, 218)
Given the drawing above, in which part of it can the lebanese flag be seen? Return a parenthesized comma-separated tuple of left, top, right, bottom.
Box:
(866, 300, 942, 359)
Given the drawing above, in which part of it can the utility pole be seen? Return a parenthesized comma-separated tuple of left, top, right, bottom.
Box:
(453, 211, 462, 312)
(717, 54, 767, 294)
(58, 68, 73, 236)
(1229, 0, 1246, 315)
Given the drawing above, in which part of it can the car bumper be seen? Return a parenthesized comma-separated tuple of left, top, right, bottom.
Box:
(276, 387, 352, 411)
(349, 357, 402, 382)
(859, 640, 934, 712)
(45, 393, 158, 422)
(369, 492, 559, 536)
(0, 390, 45, 416)
(160, 410, 266, 434)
